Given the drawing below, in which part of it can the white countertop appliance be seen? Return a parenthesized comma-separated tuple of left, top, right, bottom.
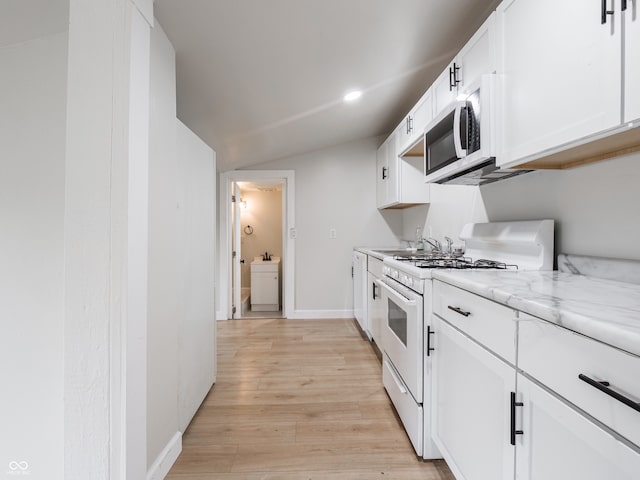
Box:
(377, 219, 554, 458)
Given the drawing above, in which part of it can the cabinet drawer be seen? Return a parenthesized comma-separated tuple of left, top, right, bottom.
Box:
(433, 280, 516, 364)
(383, 357, 423, 455)
(368, 256, 383, 277)
(519, 314, 640, 448)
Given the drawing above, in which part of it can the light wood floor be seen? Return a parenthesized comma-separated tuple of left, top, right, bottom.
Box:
(167, 318, 454, 479)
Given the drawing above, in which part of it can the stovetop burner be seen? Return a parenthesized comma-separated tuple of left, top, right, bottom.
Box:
(392, 254, 518, 270)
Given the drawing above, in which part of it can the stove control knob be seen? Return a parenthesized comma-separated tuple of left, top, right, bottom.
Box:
(407, 277, 413, 287)
(393, 270, 399, 279)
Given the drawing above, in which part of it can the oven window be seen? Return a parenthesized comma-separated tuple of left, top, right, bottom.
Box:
(388, 299, 407, 346)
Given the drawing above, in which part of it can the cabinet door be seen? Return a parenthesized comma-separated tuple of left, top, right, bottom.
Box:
(376, 138, 388, 208)
(251, 271, 278, 305)
(352, 252, 367, 334)
(432, 315, 515, 480)
(625, 2, 640, 122)
(457, 12, 496, 91)
(411, 89, 433, 142)
(397, 89, 433, 155)
(515, 374, 640, 480)
(367, 272, 383, 343)
(386, 131, 400, 204)
(432, 63, 458, 118)
(497, 0, 622, 167)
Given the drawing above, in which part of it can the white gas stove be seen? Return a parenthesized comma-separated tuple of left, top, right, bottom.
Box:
(377, 220, 554, 459)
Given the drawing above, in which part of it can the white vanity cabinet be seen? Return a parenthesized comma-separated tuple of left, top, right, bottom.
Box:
(432, 12, 496, 117)
(250, 257, 280, 311)
(496, 0, 627, 168)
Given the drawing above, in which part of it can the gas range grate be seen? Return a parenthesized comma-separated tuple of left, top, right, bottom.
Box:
(413, 257, 518, 270)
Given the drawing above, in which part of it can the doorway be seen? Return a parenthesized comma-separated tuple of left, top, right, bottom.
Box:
(234, 181, 284, 318)
(219, 170, 295, 320)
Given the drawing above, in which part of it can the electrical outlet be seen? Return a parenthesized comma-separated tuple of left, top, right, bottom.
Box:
(329, 228, 337, 239)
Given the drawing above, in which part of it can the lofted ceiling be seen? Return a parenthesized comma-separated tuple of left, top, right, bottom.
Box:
(154, 0, 499, 172)
(0, 0, 68, 47)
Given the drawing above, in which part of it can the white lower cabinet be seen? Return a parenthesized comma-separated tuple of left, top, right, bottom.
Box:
(432, 315, 515, 480)
(367, 270, 383, 344)
(515, 373, 640, 480)
(352, 251, 368, 336)
(431, 280, 640, 480)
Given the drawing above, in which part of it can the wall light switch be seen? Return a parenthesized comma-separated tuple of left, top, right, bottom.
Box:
(289, 227, 297, 239)
(329, 228, 337, 239)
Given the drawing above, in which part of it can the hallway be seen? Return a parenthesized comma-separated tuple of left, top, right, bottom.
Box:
(167, 318, 454, 479)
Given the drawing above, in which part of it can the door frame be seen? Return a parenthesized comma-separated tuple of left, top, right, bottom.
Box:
(219, 170, 295, 320)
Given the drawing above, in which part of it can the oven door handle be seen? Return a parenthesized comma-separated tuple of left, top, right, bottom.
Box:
(378, 280, 417, 306)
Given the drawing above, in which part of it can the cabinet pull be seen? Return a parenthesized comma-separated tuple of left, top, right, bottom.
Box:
(622, 0, 627, 10)
(447, 305, 470, 317)
(426, 325, 435, 356)
(452, 62, 461, 88)
(578, 374, 640, 413)
(510, 392, 524, 446)
(382, 166, 388, 180)
(601, 0, 614, 23)
(372, 281, 377, 300)
(449, 66, 454, 91)
(408, 115, 413, 134)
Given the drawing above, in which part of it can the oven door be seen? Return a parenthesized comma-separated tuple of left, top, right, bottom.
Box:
(378, 278, 423, 403)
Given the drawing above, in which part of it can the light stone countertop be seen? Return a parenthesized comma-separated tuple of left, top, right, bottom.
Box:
(432, 269, 640, 357)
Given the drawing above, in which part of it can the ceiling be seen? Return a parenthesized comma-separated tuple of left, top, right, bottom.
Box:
(154, 0, 499, 172)
(0, 0, 68, 48)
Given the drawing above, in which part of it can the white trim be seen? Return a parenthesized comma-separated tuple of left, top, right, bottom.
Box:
(219, 170, 295, 320)
(146, 431, 182, 480)
(290, 309, 355, 320)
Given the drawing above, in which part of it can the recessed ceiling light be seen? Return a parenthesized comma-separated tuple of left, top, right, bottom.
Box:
(344, 90, 362, 102)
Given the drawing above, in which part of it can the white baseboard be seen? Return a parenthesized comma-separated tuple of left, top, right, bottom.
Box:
(147, 431, 182, 480)
(289, 309, 354, 319)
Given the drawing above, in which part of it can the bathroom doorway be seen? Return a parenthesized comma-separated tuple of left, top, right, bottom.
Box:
(219, 170, 295, 321)
(235, 181, 283, 319)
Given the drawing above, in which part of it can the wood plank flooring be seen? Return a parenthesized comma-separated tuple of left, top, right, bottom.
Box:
(167, 318, 454, 479)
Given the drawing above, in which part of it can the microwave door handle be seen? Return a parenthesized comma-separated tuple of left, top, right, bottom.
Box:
(453, 103, 467, 158)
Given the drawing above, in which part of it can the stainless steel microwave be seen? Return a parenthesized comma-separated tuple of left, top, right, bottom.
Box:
(424, 75, 497, 183)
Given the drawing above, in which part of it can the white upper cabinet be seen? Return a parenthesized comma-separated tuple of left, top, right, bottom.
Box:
(625, 1, 640, 122)
(433, 12, 497, 118)
(376, 129, 429, 209)
(496, 0, 623, 167)
(397, 88, 433, 156)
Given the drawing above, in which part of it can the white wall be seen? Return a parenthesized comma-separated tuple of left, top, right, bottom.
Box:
(148, 20, 180, 468)
(0, 32, 67, 480)
(402, 152, 640, 261)
(249, 137, 403, 314)
(176, 119, 216, 432)
(239, 189, 283, 288)
(147, 22, 218, 476)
